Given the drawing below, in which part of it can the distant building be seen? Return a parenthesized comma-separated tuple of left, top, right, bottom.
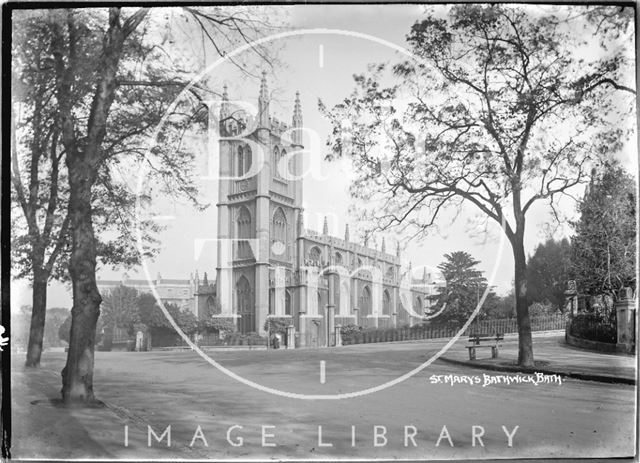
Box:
(96, 271, 216, 318)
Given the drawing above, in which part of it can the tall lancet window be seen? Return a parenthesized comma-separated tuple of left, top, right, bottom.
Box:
(383, 290, 391, 316)
(361, 285, 372, 316)
(237, 145, 252, 177)
(237, 206, 252, 258)
(414, 295, 423, 315)
(279, 149, 287, 179)
(237, 145, 244, 176)
(273, 146, 281, 179)
(244, 145, 252, 175)
(272, 208, 287, 259)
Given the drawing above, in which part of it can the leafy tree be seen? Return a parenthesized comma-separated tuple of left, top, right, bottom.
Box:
(528, 301, 557, 317)
(571, 162, 636, 302)
(11, 6, 277, 403)
(485, 289, 516, 319)
(135, 293, 167, 328)
(321, 5, 634, 366)
(101, 285, 140, 336)
(135, 293, 198, 335)
(198, 296, 237, 334)
(435, 251, 494, 325)
(526, 238, 572, 311)
(11, 13, 162, 367)
(11, 20, 70, 366)
(170, 304, 199, 336)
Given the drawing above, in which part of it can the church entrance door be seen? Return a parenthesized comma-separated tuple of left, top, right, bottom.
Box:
(236, 276, 255, 334)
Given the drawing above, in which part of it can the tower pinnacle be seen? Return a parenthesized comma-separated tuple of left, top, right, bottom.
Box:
(258, 71, 269, 128)
(259, 71, 268, 101)
(220, 83, 229, 122)
(292, 91, 303, 145)
(322, 216, 329, 235)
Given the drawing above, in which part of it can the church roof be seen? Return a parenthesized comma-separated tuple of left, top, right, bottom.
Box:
(303, 229, 399, 263)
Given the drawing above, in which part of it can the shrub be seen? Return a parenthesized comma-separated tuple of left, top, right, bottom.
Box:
(340, 324, 362, 344)
(264, 317, 292, 335)
(224, 332, 267, 347)
(199, 317, 236, 335)
(569, 313, 617, 343)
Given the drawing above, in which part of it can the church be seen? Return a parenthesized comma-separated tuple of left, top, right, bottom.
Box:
(213, 73, 442, 347)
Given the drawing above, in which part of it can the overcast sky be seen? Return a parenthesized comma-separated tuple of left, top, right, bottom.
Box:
(12, 5, 637, 310)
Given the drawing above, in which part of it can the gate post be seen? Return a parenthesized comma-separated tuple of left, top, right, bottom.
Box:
(286, 325, 296, 349)
(616, 287, 636, 354)
(326, 271, 336, 346)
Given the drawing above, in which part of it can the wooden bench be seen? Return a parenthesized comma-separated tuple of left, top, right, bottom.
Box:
(466, 333, 504, 360)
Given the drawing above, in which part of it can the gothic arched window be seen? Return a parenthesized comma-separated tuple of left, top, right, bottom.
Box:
(308, 246, 322, 265)
(273, 208, 287, 242)
(360, 285, 371, 315)
(386, 266, 395, 281)
(272, 208, 287, 258)
(244, 145, 252, 175)
(383, 290, 391, 316)
(237, 145, 252, 176)
(237, 145, 244, 176)
(237, 206, 252, 258)
(334, 252, 343, 266)
(285, 290, 292, 316)
(273, 146, 281, 178)
(280, 149, 287, 179)
(414, 295, 423, 315)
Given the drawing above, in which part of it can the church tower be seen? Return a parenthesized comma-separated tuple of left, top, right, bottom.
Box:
(216, 74, 304, 334)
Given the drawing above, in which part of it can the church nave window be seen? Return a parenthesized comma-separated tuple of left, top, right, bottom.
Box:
(383, 289, 391, 316)
(308, 246, 322, 266)
(279, 149, 287, 179)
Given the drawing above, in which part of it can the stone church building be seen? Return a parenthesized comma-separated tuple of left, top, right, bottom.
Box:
(213, 73, 442, 347)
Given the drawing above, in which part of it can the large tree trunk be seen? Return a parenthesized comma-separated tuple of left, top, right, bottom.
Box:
(54, 7, 148, 404)
(60, 158, 102, 404)
(513, 232, 535, 367)
(25, 272, 48, 367)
